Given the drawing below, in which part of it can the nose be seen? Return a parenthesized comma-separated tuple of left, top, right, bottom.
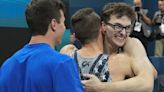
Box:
(120, 28, 126, 36)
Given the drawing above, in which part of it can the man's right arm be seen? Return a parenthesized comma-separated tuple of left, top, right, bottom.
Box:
(99, 74, 153, 92)
(82, 56, 154, 92)
(124, 37, 157, 79)
(82, 37, 156, 92)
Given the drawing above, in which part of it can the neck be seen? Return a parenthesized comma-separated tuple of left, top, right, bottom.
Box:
(78, 38, 103, 58)
(109, 44, 119, 55)
(29, 35, 55, 48)
(103, 39, 119, 55)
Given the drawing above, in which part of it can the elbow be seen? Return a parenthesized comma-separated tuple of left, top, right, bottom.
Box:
(135, 76, 154, 92)
(144, 82, 153, 92)
(141, 78, 154, 92)
(153, 69, 158, 79)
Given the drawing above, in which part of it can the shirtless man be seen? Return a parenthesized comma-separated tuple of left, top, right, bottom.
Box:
(82, 3, 157, 92)
(60, 3, 157, 92)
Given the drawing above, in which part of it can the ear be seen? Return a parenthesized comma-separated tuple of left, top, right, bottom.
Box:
(101, 21, 107, 34)
(50, 19, 57, 32)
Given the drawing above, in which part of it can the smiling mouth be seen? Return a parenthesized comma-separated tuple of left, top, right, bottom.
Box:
(114, 35, 126, 40)
(117, 36, 125, 40)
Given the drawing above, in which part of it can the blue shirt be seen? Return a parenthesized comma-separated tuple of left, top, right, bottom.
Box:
(0, 43, 84, 92)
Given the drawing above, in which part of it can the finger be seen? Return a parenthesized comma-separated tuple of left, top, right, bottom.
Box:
(81, 80, 88, 85)
(83, 74, 95, 78)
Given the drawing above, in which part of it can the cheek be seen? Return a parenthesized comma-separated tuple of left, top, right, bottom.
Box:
(105, 31, 110, 39)
(55, 28, 63, 38)
(105, 31, 114, 42)
(106, 30, 114, 36)
(58, 24, 65, 34)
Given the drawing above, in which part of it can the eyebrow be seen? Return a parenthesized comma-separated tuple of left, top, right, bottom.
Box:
(113, 23, 131, 27)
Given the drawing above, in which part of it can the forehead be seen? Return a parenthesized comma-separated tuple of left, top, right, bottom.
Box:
(108, 15, 131, 26)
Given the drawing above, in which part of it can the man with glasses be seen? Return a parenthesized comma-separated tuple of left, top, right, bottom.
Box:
(103, 22, 132, 54)
(81, 3, 157, 92)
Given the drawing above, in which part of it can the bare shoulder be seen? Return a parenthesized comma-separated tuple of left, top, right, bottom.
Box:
(124, 37, 147, 58)
(60, 44, 77, 56)
(124, 37, 143, 50)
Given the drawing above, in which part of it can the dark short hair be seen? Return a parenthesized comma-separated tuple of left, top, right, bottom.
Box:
(25, 0, 65, 36)
(71, 8, 101, 45)
(101, 2, 135, 23)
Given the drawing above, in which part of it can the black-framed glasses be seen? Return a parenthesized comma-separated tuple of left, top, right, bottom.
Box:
(105, 22, 132, 33)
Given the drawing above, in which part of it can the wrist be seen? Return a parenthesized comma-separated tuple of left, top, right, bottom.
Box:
(96, 82, 114, 92)
(96, 82, 105, 92)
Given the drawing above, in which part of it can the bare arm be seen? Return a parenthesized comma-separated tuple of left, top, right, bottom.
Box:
(82, 37, 156, 92)
(124, 37, 157, 79)
(140, 12, 152, 25)
(82, 55, 154, 92)
(99, 57, 154, 92)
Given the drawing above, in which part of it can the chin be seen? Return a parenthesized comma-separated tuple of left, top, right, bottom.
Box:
(114, 41, 126, 47)
(112, 39, 124, 47)
(117, 43, 125, 47)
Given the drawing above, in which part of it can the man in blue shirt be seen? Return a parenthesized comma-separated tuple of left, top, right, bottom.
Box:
(0, 0, 84, 92)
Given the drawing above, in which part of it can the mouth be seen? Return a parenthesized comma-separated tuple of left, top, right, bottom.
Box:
(116, 36, 125, 40)
(114, 35, 126, 41)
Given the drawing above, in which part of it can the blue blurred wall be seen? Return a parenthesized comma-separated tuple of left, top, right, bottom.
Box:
(0, 0, 30, 28)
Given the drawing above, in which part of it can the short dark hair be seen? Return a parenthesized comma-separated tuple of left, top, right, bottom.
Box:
(71, 8, 101, 45)
(25, 0, 65, 36)
(101, 3, 135, 23)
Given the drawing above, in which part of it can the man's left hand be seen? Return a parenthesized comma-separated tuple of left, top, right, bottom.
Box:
(82, 74, 102, 92)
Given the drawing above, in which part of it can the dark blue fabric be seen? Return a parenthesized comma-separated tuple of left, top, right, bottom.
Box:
(0, 43, 84, 92)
